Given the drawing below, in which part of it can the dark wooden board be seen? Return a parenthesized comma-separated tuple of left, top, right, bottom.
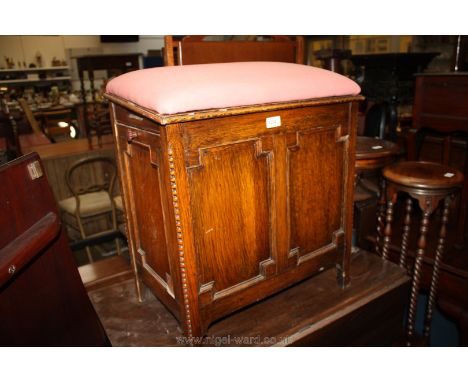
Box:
(89, 249, 410, 346)
(0, 153, 109, 346)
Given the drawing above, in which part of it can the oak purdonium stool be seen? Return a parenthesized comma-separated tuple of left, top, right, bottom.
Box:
(381, 161, 464, 345)
(105, 62, 362, 339)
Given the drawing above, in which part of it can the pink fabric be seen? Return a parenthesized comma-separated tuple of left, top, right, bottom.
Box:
(106, 62, 360, 115)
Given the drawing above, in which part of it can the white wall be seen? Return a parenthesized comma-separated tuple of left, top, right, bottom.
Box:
(0, 35, 165, 90)
(0, 35, 164, 68)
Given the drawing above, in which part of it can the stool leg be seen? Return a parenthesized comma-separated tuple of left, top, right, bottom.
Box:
(455, 154, 468, 248)
(399, 197, 412, 269)
(375, 178, 386, 256)
(381, 189, 396, 261)
(406, 198, 432, 346)
(423, 195, 451, 343)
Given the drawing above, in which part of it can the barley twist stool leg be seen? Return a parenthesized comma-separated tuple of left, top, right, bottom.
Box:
(375, 178, 386, 256)
(406, 198, 432, 346)
(399, 197, 413, 269)
(423, 195, 451, 343)
(381, 189, 396, 261)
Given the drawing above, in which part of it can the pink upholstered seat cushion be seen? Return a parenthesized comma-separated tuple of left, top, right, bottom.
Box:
(106, 62, 360, 115)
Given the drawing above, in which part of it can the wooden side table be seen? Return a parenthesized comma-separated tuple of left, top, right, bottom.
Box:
(353, 136, 399, 249)
(382, 160, 464, 345)
(406, 73, 468, 248)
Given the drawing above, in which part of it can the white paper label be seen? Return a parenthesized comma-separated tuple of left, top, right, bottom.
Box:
(266, 116, 281, 128)
(372, 145, 383, 150)
(27, 160, 43, 180)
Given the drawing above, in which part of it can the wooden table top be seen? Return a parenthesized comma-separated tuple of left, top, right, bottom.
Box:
(355, 136, 399, 160)
(22, 135, 115, 160)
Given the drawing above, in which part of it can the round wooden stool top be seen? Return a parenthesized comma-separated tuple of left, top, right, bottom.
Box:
(355, 136, 399, 171)
(383, 161, 464, 191)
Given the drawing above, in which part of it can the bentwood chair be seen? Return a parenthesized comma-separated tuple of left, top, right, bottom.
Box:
(58, 156, 121, 263)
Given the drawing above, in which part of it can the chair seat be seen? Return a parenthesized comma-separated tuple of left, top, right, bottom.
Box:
(383, 161, 464, 190)
(59, 191, 113, 217)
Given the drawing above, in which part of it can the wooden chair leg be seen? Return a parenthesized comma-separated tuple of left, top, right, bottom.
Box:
(406, 200, 432, 346)
(76, 213, 93, 263)
(110, 206, 122, 257)
(423, 196, 451, 343)
(399, 197, 412, 269)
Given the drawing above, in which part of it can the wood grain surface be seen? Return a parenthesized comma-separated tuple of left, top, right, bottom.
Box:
(88, 249, 409, 346)
(109, 94, 361, 338)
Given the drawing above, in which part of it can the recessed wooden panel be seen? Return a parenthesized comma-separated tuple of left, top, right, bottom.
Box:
(188, 140, 271, 293)
(126, 139, 171, 282)
(289, 128, 344, 255)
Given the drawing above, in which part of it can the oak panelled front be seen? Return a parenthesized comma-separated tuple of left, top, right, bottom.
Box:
(117, 125, 172, 294)
(182, 104, 349, 310)
(289, 127, 344, 262)
(189, 140, 272, 297)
